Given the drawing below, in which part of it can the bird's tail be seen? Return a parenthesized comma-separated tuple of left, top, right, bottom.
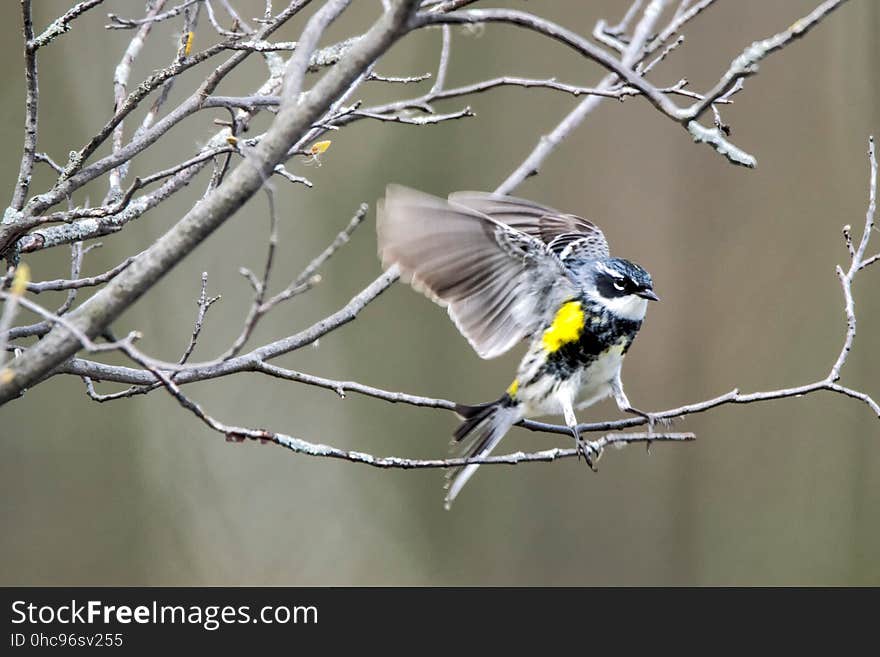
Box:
(445, 397, 521, 509)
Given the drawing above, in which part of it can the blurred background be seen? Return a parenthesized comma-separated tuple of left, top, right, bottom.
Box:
(1, 0, 878, 585)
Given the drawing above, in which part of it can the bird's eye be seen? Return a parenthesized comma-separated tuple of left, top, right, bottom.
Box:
(613, 280, 626, 291)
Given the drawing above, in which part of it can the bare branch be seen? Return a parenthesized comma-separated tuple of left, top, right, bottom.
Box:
(10, 1, 38, 212)
(423, 0, 846, 174)
(681, 0, 850, 123)
(0, 0, 421, 404)
(1, 256, 135, 294)
(0, 291, 137, 356)
(17, 153, 215, 254)
(15, 40, 293, 255)
(30, 0, 105, 50)
(53, 243, 84, 317)
(220, 187, 281, 360)
(860, 253, 879, 271)
(108, 0, 169, 198)
(110, 338, 697, 468)
(829, 136, 876, 382)
(430, 24, 451, 93)
(640, 35, 683, 75)
(686, 121, 755, 168)
(495, 0, 669, 194)
(216, 0, 252, 33)
(352, 106, 474, 125)
(367, 71, 432, 84)
(21, 1, 312, 218)
(283, 0, 354, 102)
(106, 0, 199, 29)
(82, 272, 220, 402)
(647, 0, 716, 52)
(292, 203, 368, 287)
(421, 5, 681, 120)
(121, 5, 207, 192)
(179, 272, 222, 365)
(33, 152, 64, 175)
(204, 0, 246, 37)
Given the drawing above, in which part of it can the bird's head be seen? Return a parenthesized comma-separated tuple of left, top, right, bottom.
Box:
(580, 257, 658, 321)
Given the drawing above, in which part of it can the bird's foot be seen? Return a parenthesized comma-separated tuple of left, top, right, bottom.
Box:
(574, 435, 599, 472)
(624, 406, 668, 433)
(623, 406, 671, 454)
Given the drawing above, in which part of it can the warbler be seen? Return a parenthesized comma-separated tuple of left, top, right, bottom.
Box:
(377, 185, 658, 508)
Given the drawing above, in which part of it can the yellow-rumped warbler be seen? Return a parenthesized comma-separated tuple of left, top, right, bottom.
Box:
(377, 185, 658, 508)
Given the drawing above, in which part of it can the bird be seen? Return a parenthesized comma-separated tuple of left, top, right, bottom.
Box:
(376, 185, 658, 508)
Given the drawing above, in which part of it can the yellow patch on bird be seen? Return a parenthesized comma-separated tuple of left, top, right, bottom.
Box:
(506, 379, 519, 397)
(542, 301, 585, 353)
(10, 263, 30, 297)
(184, 31, 194, 57)
(309, 140, 332, 155)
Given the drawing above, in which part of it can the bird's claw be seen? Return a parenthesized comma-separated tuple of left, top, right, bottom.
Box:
(568, 414, 598, 471)
(625, 406, 662, 435)
(575, 436, 599, 472)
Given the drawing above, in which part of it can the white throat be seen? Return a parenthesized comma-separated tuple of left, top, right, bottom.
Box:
(593, 293, 648, 321)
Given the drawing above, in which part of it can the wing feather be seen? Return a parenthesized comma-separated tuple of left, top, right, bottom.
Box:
(449, 191, 610, 261)
(377, 185, 573, 359)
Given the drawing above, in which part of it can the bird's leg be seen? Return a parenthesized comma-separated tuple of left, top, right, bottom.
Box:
(611, 372, 657, 435)
(562, 398, 597, 471)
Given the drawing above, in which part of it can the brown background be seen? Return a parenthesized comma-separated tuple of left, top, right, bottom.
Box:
(1, 1, 878, 585)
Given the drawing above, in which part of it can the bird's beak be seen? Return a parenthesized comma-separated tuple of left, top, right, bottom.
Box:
(638, 289, 660, 301)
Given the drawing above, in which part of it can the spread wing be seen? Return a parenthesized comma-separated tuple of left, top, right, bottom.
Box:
(449, 191, 610, 263)
(377, 185, 575, 359)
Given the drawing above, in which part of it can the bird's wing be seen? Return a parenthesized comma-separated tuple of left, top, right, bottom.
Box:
(449, 191, 611, 262)
(377, 185, 575, 359)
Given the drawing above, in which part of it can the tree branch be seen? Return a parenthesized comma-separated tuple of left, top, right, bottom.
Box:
(0, 0, 420, 405)
(9, 0, 38, 212)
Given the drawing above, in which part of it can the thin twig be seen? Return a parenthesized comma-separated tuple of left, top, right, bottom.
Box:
(204, 0, 246, 37)
(430, 24, 451, 94)
(352, 106, 474, 125)
(83, 272, 220, 402)
(0, 291, 138, 355)
(30, 0, 105, 49)
(221, 199, 367, 362)
(647, 0, 716, 52)
(108, 0, 169, 198)
(293, 203, 368, 287)
(178, 272, 221, 365)
(11, 1, 38, 211)
(106, 0, 199, 29)
(122, 2, 204, 188)
(0, 256, 135, 294)
(54, 242, 84, 316)
(367, 71, 432, 84)
(640, 35, 683, 75)
(593, 0, 643, 52)
(681, 0, 850, 123)
(495, 0, 668, 194)
(220, 187, 281, 359)
(33, 152, 64, 174)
